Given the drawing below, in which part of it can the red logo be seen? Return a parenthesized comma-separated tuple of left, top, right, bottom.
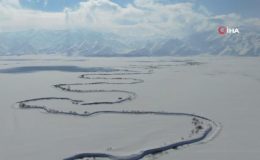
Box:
(218, 26, 227, 35)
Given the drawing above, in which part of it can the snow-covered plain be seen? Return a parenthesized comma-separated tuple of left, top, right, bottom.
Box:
(0, 56, 259, 160)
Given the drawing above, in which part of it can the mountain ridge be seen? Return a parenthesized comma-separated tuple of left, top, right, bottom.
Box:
(0, 29, 259, 56)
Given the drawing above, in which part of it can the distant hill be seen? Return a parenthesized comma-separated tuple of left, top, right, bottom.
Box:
(0, 29, 259, 56)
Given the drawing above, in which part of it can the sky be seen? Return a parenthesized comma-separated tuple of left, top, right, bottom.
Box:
(17, 0, 260, 18)
(0, 0, 259, 39)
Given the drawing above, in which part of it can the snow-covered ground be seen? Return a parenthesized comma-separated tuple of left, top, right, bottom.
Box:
(0, 56, 259, 160)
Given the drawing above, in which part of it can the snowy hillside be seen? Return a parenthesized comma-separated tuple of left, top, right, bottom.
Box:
(0, 29, 259, 56)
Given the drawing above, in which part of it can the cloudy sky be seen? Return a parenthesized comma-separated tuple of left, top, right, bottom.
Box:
(18, 0, 260, 18)
(0, 0, 259, 39)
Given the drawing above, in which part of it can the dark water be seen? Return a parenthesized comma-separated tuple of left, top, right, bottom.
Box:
(0, 65, 117, 73)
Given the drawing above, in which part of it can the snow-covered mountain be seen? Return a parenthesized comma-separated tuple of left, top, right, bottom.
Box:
(0, 29, 133, 56)
(0, 29, 259, 56)
(127, 31, 260, 56)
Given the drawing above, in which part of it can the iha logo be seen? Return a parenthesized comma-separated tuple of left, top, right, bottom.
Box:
(218, 26, 239, 35)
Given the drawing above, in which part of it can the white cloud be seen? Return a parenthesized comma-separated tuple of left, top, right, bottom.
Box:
(66, 0, 213, 39)
(0, 0, 20, 8)
(0, 0, 259, 39)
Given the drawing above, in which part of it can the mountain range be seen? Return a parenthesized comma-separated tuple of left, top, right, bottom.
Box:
(0, 29, 259, 56)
